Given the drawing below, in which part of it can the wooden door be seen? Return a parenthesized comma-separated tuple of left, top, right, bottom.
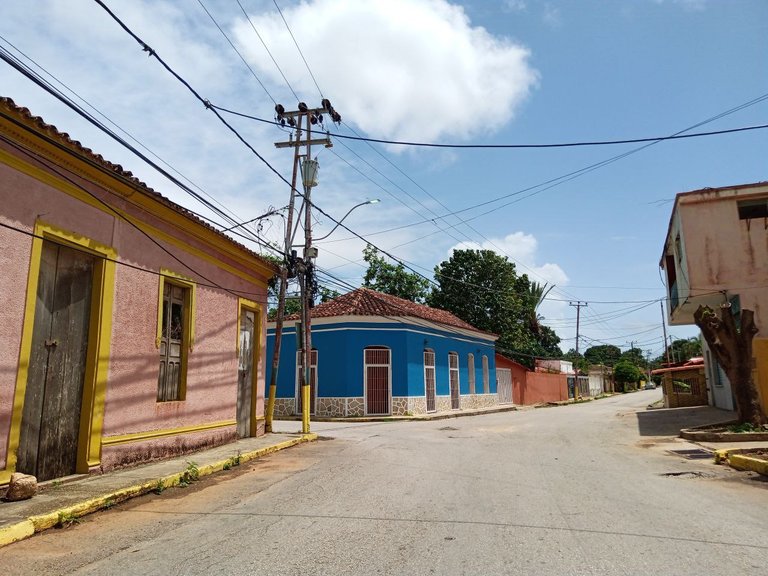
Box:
(17, 241, 95, 481)
(236, 308, 255, 437)
(424, 350, 436, 412)
(365, 348, 390, 415)
(497, 368, 512, 404)
(449, 352, 460, 409)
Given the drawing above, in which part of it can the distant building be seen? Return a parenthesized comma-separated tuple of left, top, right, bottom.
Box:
(659, 182, 768, 414)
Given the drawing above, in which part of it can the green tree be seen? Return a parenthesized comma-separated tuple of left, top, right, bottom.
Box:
(621, 347, 648, 368)
(583, 344, 622, 367)
(614, 360, 642, 392)
(363, 245, 430, 303)
(654, 337, 702, 365)
(428, 249, 561, 366)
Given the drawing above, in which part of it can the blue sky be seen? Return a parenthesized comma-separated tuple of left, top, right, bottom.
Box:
(2, 0, 766, 359)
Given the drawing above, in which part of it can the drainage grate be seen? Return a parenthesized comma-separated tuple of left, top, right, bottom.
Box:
(667, 448, 714, 460)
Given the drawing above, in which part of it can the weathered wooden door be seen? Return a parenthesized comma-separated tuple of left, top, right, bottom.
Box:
(236, 308, 255, 437)
(17, 241, 95, 481)
(497, 368, 512, 404)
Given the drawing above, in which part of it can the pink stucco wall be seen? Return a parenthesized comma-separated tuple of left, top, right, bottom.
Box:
(678, 185, 768, 338)
(0, 137, 271, 472)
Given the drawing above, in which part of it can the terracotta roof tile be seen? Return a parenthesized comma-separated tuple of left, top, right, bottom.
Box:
(290, 287, 494, 336)
(0, 97, 278, 273)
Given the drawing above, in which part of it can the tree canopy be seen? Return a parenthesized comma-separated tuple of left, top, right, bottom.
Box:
(362, 245, 430, 303)
(583, 344, 622, 367)
(428, 249, 561, 367)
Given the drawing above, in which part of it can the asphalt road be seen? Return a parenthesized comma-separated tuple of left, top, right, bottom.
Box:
(3, 390, 767, 575)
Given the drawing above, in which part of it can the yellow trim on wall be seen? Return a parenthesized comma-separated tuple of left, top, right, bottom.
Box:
(101, 420, 236, 446)
(3, 221, 115, 483)
(155, 269, 196, 402)
(238, 298, 263, 437)
(0, 146, 275, 286)
(155, 269, 197, 350)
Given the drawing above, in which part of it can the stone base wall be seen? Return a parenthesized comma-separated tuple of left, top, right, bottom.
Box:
(391, 396, 427, 416)
(273, 398, 296, 418)
(274, 393, 500, 418)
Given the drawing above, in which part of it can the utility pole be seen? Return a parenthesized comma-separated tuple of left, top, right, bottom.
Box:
(660, 300, 671, 366)
(272, 100, 338, 435)
(569, 301, 588, 400)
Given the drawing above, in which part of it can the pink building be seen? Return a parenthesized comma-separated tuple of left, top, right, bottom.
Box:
(660, 182, 768, 415)
(0, 98, 276, 484)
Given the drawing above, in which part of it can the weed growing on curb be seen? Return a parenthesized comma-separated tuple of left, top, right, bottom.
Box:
(57, 512, 80, 528)
(179, 461, 200, 487)
(223, 451, 243, 471)
(103, 497, 115, 510)
(153, 480, 165, 494)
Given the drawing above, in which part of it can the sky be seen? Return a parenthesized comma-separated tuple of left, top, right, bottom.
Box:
(1, 0, 766, 360)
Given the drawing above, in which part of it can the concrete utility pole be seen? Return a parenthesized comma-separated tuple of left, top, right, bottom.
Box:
(569, 301, 588, 400)
(272, 100, 338, 434)
(660, 300, 671, 366)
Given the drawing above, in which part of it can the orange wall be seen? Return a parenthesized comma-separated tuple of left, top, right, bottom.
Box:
(521, 372, 569, 404)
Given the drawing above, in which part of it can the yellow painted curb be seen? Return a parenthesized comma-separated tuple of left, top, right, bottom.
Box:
(713, 449, 730, 464)
(729, 453, 768, 475)
(1, 434, 317, 549)
(0, 519, 35, 548)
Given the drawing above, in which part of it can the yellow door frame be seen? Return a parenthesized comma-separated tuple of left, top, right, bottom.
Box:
(2, 221, 115, 484)
(238, 298, 263, 437)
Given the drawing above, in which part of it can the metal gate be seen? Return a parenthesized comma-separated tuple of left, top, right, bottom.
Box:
(497, 368, 512, 404)
(365, 347, 390, 415)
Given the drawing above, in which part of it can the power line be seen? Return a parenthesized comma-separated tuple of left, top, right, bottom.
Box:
(272, 0, 324, 98)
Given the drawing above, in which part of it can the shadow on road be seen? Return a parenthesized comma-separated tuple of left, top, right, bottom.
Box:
(635, 406, 736, 436)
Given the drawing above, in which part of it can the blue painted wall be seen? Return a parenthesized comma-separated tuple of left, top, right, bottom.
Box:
(266, 320, 497, 399)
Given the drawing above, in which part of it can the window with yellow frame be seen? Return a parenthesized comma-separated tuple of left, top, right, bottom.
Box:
(156, 270, 196, 401)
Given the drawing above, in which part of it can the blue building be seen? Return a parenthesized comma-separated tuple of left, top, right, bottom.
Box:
(266, 288, 500, 417)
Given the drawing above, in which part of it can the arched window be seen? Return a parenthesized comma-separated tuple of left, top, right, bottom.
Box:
(482, 355, 490, 394)
(467, 353, 476, 394)
(365, 347, 391, 415)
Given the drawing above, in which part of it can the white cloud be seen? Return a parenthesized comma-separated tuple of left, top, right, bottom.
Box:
(449, 231, 569, 288)
(232, 0, 538, 144)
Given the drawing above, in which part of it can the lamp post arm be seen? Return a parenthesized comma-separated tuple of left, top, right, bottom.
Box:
(314, 200, 379, 241)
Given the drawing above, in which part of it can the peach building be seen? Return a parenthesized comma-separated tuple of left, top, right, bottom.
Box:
(0, 98, 276, 484)
(660, 182, 768, 415)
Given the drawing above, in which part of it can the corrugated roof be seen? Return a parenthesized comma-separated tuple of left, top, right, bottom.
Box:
(289, 287, 494, 336)
(0, 97, 278, 273)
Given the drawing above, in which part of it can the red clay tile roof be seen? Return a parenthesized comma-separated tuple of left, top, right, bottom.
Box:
(290, 287, 494, 336)
(0, 97, 278, 273)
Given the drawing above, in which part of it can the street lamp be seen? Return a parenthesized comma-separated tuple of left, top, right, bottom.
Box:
(314, 199, 381, 241)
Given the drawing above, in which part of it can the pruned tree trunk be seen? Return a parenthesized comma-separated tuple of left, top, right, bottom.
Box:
(693, 304, 763, 426)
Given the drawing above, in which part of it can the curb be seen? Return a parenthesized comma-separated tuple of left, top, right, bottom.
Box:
(0, 433, 316, 549)
(713, 447, 768, 475)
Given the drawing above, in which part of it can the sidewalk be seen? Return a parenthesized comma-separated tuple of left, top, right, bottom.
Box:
(0, 432, 315, 548)
(274, 403, 523, 423)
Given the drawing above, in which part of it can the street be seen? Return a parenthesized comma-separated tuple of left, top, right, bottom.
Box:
(2, 390, 766, 575)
